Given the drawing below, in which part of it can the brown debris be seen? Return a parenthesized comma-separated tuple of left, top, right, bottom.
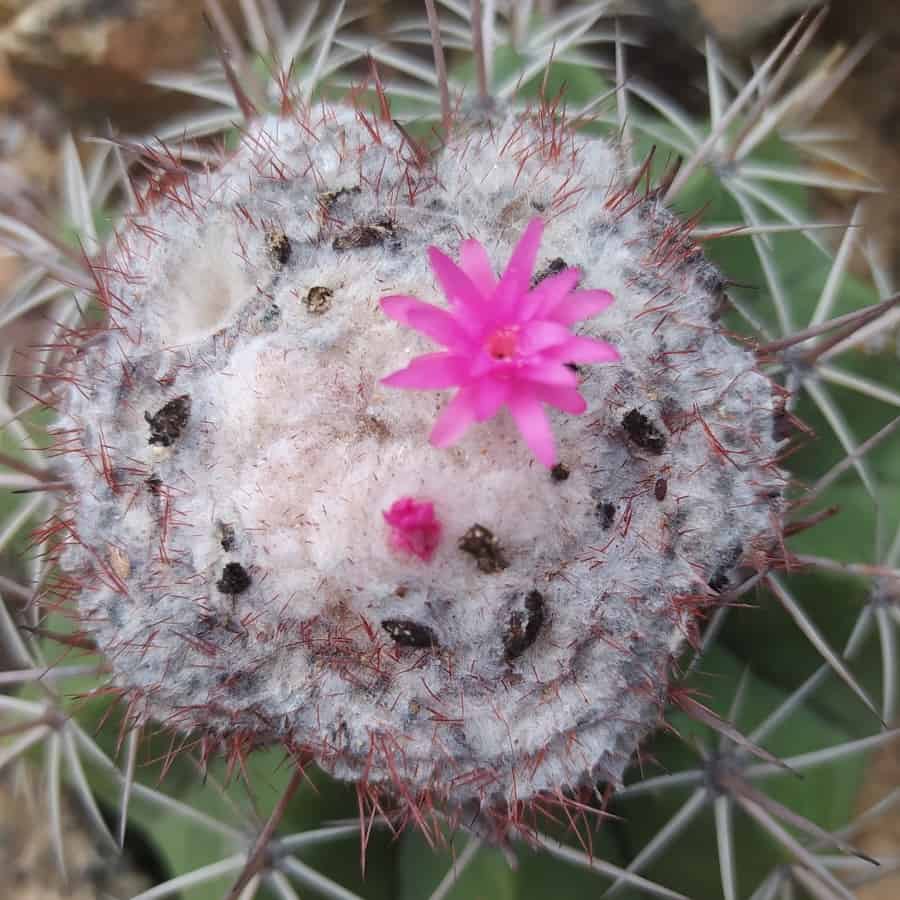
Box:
(332, 217, 397, 252)
(459, 524, 509, 573)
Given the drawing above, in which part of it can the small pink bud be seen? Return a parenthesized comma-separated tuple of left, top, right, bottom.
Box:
(383, 497, 442, 562)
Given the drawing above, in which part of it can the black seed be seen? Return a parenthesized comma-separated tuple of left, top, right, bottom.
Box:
(216, 562, 251, 595)
(654, 478, 668, 501)
(564, 362, 581, 373)
(145, 395, 191, 447)
(707, 543, 743, 593)
(597, 502, 616, 530)
(332, 217, 396, 252)
(305, 286, 333, 314)
(622, 409, 667, 454)
(218, 522, 236, 552)
(381, 619, 439, 649)
(145, 475, 162, 494)
(503, 590, 545, 661)
(532, 257, 568, 286)
(550, 463, 570, 482)
(265, 227, 292, 266)
(459, 524, 509, 573)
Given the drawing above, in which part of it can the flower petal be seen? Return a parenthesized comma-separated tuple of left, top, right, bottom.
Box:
(380, 294, 424, 325)
(518, 363, 579, 386)
(520, 267, 580, 319)
(427, 246, 485, 320)
(381, 296, 471, 349)
(518, 320, 575, 354)
(405, 307, 472, 350)
(459, 239, 497, 296)
(507, 389, 556, 467)
(532, 384, 587, 415)
(472, 375, 509, 422)
(381, 353, 469, 389)
(494, 217, 544, 317)
(467, 349, 499, 378)
(430, 387, 477, 447)
(547, 289, 615, 325)
(544, 337, 621, 364)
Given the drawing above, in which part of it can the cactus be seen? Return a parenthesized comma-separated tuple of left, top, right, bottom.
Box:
(1, 3, 899, 900)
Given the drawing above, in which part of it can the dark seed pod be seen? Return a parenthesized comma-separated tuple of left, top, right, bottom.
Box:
(771, 404, 798, 442)
(218, 522, 236, 552)
(332, 217, 396, 251)
(145, 395, 191, 447)
(596, 502, 616, 530)
(550, 463, 570, 482)
(305, 286, 333, 314)
(265, 227, 292, 266)
(381, 619, 439, 649)
(532, 257, 568, 285)
(216, 562, 252, 595)
(622, 409, 667, 454)
(459, 524, 509, 573)
(317, 186, 360, 209)
(654, 478, 668, 501)
(707, 543, 744, 593)
(503, 590, 545, 661)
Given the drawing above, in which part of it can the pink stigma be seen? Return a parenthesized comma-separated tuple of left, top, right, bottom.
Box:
(383, 497, 442, 562)
(487, 327, 519, 360)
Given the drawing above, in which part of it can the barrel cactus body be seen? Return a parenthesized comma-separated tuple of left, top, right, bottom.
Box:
(58, 104, 785, 829)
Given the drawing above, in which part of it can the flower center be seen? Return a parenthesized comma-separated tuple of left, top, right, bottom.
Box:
(486, 326, 519, 360)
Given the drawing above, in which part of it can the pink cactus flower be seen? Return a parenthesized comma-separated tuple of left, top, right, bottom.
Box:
(380, 218, 620, 467)
(383, 497, 442, 562)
